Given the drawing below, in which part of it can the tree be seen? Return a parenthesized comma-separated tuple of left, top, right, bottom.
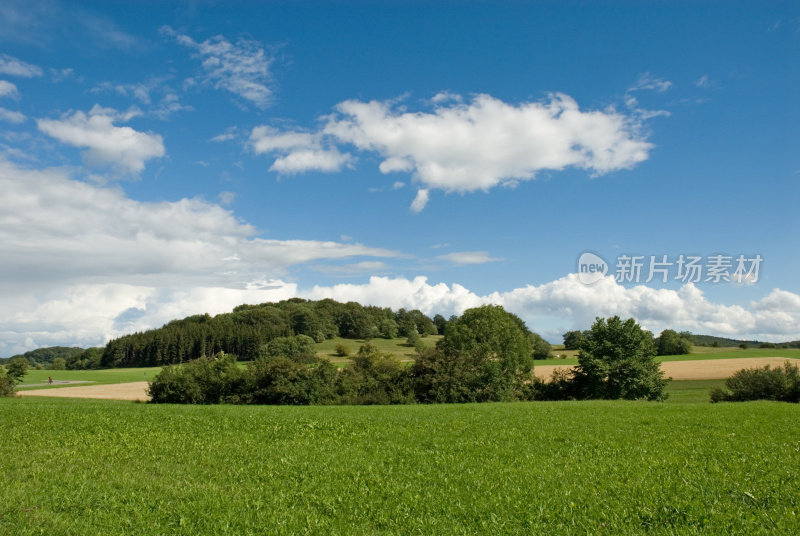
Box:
(572, 316, 667, 401)
(0, 367, 15, 397)
(531, 333, 552, 360)
(562, 330, 585, 350)
(49, 358, 67, 370)
(6, 357, 29, 383)
(656, 329, 692, 355)
(412, 305, 534, 402)
(378, 318, 399, 339)
(433, 314, 448, 335)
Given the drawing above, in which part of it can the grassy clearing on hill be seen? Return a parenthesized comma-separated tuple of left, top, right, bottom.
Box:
(1, 397, 798, 535)
(313, 335, 441, 363)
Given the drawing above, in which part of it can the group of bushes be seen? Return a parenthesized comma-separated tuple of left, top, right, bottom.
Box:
(710, 361, 800, 403)
(149, 308, 670, 405)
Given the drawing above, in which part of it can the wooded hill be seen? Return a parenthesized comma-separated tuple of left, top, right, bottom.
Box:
(99, 299, 442, 369)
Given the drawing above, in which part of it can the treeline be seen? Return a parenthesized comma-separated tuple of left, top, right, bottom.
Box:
(1, 346, 85, 366)
(97, 299, 443, 369)
(563, 328, 694, 356)
(149, 308, 668, 405)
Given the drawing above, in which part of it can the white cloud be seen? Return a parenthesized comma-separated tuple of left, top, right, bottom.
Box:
(695, 75, 715, 90)
(311, 261, 389, 274)
(37, 105, 165, 174)
(164, 27, 274, 109)
(253, 92, 654, 210)
(437, 251, 502, 265)
(249, 125, 353, 173)
(218, 191, 236, 206)
(629, 72, 672, 93)
(0, 54, 42, 77)
(306, 275, 800, 343)
(0, 158, 403, 354)
(0, 80, 18, 98)
(410, 188, 429, 212)
(0, 107, 25, 123)
(91, 79, 192, 119)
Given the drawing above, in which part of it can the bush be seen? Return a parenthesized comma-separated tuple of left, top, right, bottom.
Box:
(710, 361, 800, 403)
(148, 352, 248, 404)
(264, 335, 317, 363)
(247, 357, 339, 405)
(335, 343, 350, 357)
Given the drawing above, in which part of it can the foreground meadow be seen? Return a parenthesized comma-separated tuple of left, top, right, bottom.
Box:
(2, 397, 798, 535)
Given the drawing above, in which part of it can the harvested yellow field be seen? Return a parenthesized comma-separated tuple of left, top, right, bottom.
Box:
(534, 357, 798, 381)
(18, 382, 151, 402)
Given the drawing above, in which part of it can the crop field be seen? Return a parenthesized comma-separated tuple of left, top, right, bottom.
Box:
(2, 396, 799, 535)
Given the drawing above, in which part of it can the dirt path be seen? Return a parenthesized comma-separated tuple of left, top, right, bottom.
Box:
(21, 380, 95, 387)
(534, 357, 798, 381)
(18, 381, 150, 401)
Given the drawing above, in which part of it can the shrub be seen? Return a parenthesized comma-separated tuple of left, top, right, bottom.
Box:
(710, 361, 800, 403)
(264, 335, 317, 362)
(335, 343, 350, 357)
(148, 352, 248, 404)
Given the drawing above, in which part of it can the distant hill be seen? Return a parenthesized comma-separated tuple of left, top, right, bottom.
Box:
(1, 346, 86, 365)
(691, 334, 800, 348)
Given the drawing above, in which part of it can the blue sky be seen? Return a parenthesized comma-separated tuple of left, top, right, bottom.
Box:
(0, 1, 798, 355)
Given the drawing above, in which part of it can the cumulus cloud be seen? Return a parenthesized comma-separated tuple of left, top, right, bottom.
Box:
(249, 125, 353, 173)
(253, 92, 654, 210)
(36, 105, 165, 174)
(0, 158, 403, 354)
(164, 27, 274, 109)
(305, 275, 800, 343)
(0, 53, 42, 77)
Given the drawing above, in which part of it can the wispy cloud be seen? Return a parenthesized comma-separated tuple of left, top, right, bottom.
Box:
(437, 251, 502, 265)
(0, 107, 25, 123)
(163, 26, 275, 109)
(0, 53, 42, 77)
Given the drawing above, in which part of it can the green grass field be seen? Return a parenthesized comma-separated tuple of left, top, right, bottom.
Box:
(539, 347, 800, 366)
(1, 396, 798, 535)
(16, 367, 162, 391)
